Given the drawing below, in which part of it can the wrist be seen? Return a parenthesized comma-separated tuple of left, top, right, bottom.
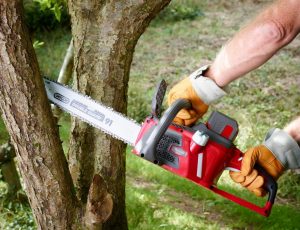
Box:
(204, 66, 226, 88)
(189, 65, 227, 104)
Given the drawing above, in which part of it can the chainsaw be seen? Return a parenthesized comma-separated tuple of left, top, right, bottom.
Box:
(43, 78, 277, 217)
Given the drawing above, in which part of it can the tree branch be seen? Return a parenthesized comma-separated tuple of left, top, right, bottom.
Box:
(52, 39, 74, 118)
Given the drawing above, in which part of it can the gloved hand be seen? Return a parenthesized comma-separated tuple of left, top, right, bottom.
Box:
(167, 66, 226, 126)
(167, 77, 208, 126)
(230, 128, 300, 197)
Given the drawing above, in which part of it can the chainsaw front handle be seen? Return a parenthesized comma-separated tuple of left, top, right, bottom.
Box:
(138, 98, 191, 163)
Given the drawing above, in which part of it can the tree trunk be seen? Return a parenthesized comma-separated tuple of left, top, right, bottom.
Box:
(0, 0, 172, 228)
(67, 1, 171, 229)
(0, 1, 78, 228)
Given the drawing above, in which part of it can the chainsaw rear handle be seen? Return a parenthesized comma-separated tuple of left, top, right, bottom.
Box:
(229, 148, 278, 214)
(139, 98, 191, 163)
(255, 164, 277, 205)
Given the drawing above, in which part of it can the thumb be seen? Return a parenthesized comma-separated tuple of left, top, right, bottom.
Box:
(241, 147, 260, 176)
(173, 117, 184, 125)
(177, 109, 193, 120)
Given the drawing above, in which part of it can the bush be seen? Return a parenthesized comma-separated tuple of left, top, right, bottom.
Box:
(23, 0, 70, 32)
(155, 2, 203, 23)
(278, 171, 300, 202)
(127, 89, 152, 123)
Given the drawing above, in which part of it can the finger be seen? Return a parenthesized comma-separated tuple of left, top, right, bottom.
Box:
(183, 115, 200, 126)
(241, 147, 260, 176)
(173, 117, 184, 125)
(229, 171, 245, 183)
(191, 98, 209, 116)
(177, 109, 193, 120)
(250, 188, 267, 197)
(246, 175, 264, 191)
(241, 169, 258, 187)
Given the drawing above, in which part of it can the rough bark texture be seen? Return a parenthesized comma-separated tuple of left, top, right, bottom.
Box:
(67, 1, 171, 229)
(0, 1, 78, 228)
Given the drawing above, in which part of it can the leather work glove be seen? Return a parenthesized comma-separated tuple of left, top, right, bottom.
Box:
(167, 66, 226, 126)
(230, 128, 300, 197)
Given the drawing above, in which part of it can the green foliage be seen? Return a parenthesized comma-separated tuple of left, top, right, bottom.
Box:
(23, 0, 70, 32)
(33, 0, 64, 21)
(32, 40, 44, 49)
(0, 184, 35, 229)
(278, 171, 300, 202)
(0, 119, 9, 145)
(127, 86, 152, 123)
(155, 0, 203, 24)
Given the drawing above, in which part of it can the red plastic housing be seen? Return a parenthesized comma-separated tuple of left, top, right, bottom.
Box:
(132, 117, 273, 217)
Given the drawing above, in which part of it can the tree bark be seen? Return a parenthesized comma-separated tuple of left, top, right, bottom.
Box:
(0, 1, 78, 228)
(67, 1, 171, 229)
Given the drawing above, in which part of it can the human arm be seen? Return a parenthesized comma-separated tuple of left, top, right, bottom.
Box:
(168, 0, 300, 126)
(206, 0, 300, 87)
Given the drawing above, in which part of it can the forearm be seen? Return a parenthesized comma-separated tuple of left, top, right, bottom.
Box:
(206, 0, 300, 87)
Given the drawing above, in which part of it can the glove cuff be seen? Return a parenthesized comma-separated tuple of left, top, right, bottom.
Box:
(189, 65, 227, 104)
(263, 128, 300, 169)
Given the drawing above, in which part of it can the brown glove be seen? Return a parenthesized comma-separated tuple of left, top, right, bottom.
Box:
(230, 145, 284, 197)
(167, 77, 208, 126)
(230, 128, 300, 197)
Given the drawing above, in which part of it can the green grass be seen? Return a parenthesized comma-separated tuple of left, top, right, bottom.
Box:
(0, 0, 300, 229)
(33, 27, 72, 78)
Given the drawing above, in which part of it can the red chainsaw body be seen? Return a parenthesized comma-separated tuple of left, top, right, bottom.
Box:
(132, 115, 274, 217)
(133, 117, 240, 187)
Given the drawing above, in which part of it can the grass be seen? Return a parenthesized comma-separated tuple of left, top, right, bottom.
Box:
(1, 0, 300, 229)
